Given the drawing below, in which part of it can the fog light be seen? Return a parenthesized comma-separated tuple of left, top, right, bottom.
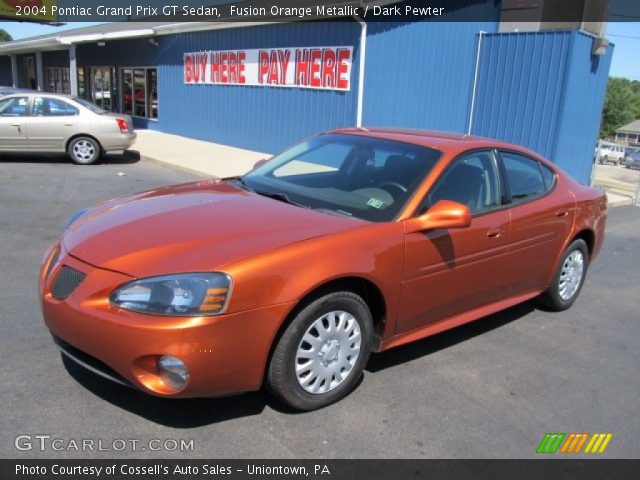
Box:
(157, 355, 189, 391)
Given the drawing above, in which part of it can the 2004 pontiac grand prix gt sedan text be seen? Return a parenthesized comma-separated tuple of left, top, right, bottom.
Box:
(40, 128, 607, 410)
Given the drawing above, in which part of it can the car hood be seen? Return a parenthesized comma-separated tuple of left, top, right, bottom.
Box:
(62, 180, 363, 277)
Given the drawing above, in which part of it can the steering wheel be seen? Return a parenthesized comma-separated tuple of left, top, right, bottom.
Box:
(378, 181, 407, 197)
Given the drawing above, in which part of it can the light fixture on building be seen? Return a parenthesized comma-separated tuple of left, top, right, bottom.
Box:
(149, 38, 159, 47)
(592, 37, 609, 56)
(97, 41, 106, 47)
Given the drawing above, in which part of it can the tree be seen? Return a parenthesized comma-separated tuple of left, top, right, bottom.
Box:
(600, 77, 640, 139)
(0, 29, 12, 42)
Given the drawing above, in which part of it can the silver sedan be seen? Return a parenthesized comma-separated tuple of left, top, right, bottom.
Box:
(0, 93, 136, 164)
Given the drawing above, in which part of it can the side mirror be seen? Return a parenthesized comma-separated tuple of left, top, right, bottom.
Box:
(404, 200, 471, 234)
(252, 158, 268, 170)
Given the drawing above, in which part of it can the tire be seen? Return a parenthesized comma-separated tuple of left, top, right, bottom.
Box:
(67, 136, 101, 165)
(267, 291, 373, 411)
(536, 239, 589, 311)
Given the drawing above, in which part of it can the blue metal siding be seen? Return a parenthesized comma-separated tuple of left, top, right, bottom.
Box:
(552, 32, 613, 184)
(472, 30, 612, 184)
(472, 31, 572, 158)
(0, 56, 11, 86)
(42, 49, 71, 69)
(364, 20, 499, 133)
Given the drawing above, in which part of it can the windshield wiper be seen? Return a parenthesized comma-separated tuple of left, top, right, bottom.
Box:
(232, 177, 252, 191)
(253, 190, 308, 209)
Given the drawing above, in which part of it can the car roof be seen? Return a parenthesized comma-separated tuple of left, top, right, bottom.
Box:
(329, 126, 537, 156)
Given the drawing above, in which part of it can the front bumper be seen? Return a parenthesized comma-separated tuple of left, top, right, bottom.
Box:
(40, 245, 293, 397)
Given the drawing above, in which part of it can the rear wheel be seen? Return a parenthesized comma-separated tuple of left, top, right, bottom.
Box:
(68, 136, 101, 165)
(267, 291, 373, 411)
(536, 239, 589, 311)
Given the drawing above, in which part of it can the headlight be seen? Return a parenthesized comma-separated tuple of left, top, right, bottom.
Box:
(65, 207, 90, 231)
(110, 272, 232, 316)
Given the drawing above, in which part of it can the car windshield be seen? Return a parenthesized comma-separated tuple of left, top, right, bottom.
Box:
(242, 133, 441, 222)
(72, 97, 106, 114)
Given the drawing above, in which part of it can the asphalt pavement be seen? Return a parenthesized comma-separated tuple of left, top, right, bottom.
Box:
(1, 153, 638, 459)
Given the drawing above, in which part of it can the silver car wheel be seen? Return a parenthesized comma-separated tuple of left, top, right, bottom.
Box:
(295, 310, 361, 395)
(558, 250, 584, 301)
(72, 139, 96, 163)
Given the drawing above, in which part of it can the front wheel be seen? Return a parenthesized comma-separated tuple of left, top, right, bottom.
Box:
(67, 136, 101, 165)
(536, 239, 589, 311)
(267, 291, 373, 411)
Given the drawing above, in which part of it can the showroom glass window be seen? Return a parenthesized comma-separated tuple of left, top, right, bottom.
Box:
(500, 151, 555, 201)
(120, 67, 158, 119)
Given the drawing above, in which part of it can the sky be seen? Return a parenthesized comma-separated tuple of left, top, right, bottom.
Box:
(1, 20, 639, 81)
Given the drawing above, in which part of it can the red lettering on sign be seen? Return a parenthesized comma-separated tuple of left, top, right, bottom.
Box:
(268, 50, 279, 84)
(228, 52, 237, 83)
(211, 52, 220, 83)
(237, 51, 246, 84)
(337, 49, 350, 90)
(184, 55, 193, 83)
(322, 49, 336, 88)
(220, 52, 228, 83)
(310, 49, 322, 88)
(198, 53, 207, 84)
(259, 50, 269, 84)
(295, 49, 309, 86)
(278, 50, 291, 86)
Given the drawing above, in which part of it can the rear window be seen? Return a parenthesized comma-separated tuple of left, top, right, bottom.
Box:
(72, 97, 105, 114)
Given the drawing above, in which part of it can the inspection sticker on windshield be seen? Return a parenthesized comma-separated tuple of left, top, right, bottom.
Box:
(367, 198, 384, 209)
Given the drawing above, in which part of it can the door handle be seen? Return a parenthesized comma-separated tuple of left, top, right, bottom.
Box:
(64, 123, 74, 126)
(486, 227, 503, 238)
(10, 123, 20, 127)
(555, 208, 569, 217)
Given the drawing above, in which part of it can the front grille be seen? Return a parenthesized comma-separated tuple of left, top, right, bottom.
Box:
(51, 265, 86, 299)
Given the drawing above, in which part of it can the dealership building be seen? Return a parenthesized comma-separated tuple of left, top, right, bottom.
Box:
(0, 0, 613, 184)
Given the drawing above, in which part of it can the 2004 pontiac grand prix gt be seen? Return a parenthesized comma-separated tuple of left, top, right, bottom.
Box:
(40, 128, 607, 410)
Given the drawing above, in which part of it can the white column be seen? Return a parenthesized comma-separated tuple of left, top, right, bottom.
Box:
(353, 15, 367, 128)
(35, 51, 44, 91)
(10, 54, 18, 87)
(69, 45, 78, 96)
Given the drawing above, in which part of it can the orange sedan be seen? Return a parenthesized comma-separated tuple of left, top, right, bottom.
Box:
(40, 129, 607, 410)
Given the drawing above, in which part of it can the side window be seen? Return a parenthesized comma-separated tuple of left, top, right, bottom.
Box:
(32, 97, 79, 117)
(540, 164, 556, 190)
(0, 97, 29, 117)
(500, 151, 547, 201)
(427, 150, 500, 214)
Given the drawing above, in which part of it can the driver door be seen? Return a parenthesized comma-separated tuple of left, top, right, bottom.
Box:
(396, 150, 511, 334)
(0, 96, 30, 151)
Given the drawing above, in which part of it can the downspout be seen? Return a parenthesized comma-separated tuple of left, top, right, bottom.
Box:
(10, 55, 18, 88)
(467, 31, 485, 135)
(353, 14, 367, 128)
